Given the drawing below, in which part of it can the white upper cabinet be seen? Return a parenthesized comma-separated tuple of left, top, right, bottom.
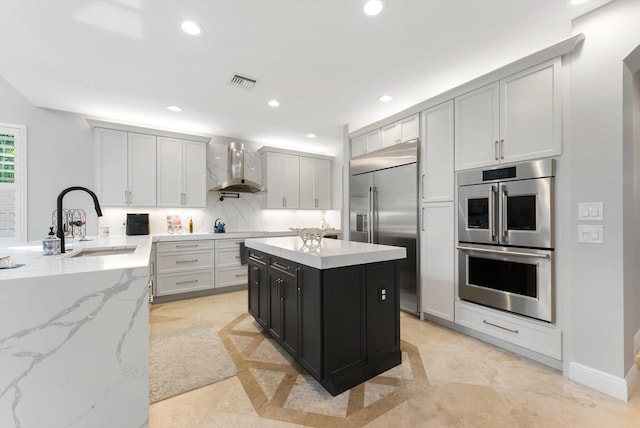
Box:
(157, 137, 206, 208)
(455, 58, 561, 170)
(351, 130, 379, 158)
(421, 100, 454, 203)
(381, 114, 419, 148)
(96, 129, 156, 207)
(299, 157, 331, 209)
(264, 152, 300, 209)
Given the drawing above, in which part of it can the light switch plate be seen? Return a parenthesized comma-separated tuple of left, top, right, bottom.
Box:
(578, 202, 604, 221)
(578, 225, 604, 243)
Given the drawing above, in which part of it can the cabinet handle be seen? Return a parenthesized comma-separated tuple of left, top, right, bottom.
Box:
(421, 174, 425, 200)
(149, 261, 155, 276)
(176, 279, 198, 285)
(250, 253, 263, 260)
(283, 197, 287, 207)
(235, 255, 241, 259)
(235, 273, 248, 277)
(494, 140, 499, 160)
(176, 259, 198, 264)
(483, 319, 518, 334)
(176, 244, 198, 248)
(421, 207, 425, 232)
(500, 139, 504, 159)
(272, 261, 290, 271)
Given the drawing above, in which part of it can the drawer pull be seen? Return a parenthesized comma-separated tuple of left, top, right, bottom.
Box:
(176, 279, 198, 285)
(235, 273, 248, 277)
(250, 253, 263, 260)
(483, 319, 519, 334)
(235, 256, 241, 259)
(176, 259, 198, 264)
(176, 244, 199, 248)
(272, 261, 290, 271)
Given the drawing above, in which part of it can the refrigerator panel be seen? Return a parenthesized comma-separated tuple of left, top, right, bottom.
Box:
(349, 173, 373, 243)
(373, 163, 418, 314)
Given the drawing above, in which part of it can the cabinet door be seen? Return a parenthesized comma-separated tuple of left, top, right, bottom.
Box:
(248, 263, 259, 319)
(97, 128, 128, 206)
(351, 135, 366, 158)
(268, 273, 282, 340)
(380, 122, 399, 148)
(128, 133, 156, 206)
(315, 159, 331, 209)
(156, 137, 183, 206)
(421, 101, 454, 203)
(257, 264, 269, 328)
(282, 154, 300, 208)
(299, 157, 316, 209)
(265, 152, 284, 208)
(500, 58, 561, 163)
(399, 114, 419, 142)
(365, 129, 381, 152)
(183, 141, 206, 207)
(455, 82, 500, 170)
(281, 273, 298, 358)
(420, 202, 455, 321)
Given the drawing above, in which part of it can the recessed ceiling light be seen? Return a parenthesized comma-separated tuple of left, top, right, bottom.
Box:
(364, 0, 384, 16)
(379, 95, 393, 103)
(166, 105, 183, 112)
(268, 100, 280, 107)
(306, 133, 316, 138)
(181, 20, 201, 35)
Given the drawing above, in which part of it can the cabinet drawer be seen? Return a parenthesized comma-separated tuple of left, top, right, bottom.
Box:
(455, 301, 561, 360)
(157, 240, 213, 253)
(215, 247, 242, 268)
(156, 271, 214, 296)
(215, 239, 244, 249)
(269, 256, 296, 277)
(215, 266, 249, 288)
(157, 251, 214, 274)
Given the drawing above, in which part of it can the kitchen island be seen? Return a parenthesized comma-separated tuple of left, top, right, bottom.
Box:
(244, 236, 406, 396)
(0, 236, 152, 428)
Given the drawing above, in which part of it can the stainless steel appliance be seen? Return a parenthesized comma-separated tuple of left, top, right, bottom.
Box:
(456, 159, 555, 323)
(350, 141, 419, 314)
(210, 142, 265, 193)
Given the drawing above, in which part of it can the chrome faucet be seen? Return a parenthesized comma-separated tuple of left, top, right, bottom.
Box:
(57, 187, 103, 253)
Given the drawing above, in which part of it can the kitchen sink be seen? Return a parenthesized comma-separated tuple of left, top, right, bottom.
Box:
(69, 247, 136, 258)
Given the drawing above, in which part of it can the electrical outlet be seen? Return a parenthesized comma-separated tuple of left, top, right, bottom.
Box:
(379, 287, 387, 302)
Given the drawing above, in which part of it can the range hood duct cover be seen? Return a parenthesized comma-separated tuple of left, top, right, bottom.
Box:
(211, 142, 265, 193)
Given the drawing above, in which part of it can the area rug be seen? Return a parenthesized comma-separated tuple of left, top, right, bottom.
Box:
(219, 313, 429, 426)
(149, 323, 238, 403)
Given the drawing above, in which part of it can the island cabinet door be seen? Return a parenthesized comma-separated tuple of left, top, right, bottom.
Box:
(280, 272, 298, 358)
(366, 262, 401, 360)
(323, 265, 367, 380)
(298, 265, 322, 379)
(248, 257, 268, 328)
(268, 273, 283, 341)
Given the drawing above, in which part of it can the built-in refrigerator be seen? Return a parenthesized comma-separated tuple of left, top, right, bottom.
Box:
(349, 140, 419, 314)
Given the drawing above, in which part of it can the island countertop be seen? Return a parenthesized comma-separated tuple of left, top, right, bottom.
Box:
(244, 236, 406, 269)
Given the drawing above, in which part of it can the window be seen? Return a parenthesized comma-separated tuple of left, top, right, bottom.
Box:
(0, 124, 27, 244)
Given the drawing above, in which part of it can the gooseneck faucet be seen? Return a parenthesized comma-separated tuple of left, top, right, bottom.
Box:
(57, 186, 103, 253)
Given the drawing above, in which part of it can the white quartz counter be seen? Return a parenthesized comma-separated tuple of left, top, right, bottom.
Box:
(245, 236, 406, 269)
(151, 229, 324, 242)
(0, 235, 152, 280)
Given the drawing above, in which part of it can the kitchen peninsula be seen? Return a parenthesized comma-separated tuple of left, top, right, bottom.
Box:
(245, 236, 406, 395)
(0, 236, 152, 428)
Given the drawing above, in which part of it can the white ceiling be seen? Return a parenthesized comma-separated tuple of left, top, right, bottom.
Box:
(0, 0, 611, 155)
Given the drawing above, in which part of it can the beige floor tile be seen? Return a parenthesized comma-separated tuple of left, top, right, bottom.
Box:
(199, 410, 304, 428)
(149, 401, 211, 428)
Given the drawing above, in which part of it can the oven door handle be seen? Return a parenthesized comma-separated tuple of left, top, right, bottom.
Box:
(489, 184, 497, 242)
(456, 245, 550, 259)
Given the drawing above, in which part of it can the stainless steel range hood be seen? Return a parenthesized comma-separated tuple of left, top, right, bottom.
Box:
(210, 142, 265, 193)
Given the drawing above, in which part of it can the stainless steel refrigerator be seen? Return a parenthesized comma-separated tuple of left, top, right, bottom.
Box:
(349, 140, 419, 314)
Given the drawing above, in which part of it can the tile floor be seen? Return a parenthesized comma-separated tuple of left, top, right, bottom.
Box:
(150, 290, 640, 427)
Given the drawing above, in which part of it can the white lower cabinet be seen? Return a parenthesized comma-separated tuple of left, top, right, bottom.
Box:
(155, 240, 214, 297)
(420, 202, 455, 321)
(455, 301, 562, 360)
(214, 239, 248, 288)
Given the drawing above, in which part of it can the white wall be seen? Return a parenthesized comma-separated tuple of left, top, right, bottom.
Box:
(566, 0, 640, 390)
(634, 70, 640, 352)
(0, 77, 98, 240)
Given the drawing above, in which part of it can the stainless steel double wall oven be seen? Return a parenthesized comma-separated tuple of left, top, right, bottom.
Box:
(457, 159, 555, 323)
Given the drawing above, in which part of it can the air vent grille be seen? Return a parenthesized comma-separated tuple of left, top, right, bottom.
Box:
(229, 74, 257, 89)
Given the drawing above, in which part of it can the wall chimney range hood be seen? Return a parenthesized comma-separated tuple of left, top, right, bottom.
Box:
(210, 142, 265, 193)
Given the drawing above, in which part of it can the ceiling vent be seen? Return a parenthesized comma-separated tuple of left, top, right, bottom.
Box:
(229, 73, 257, 89)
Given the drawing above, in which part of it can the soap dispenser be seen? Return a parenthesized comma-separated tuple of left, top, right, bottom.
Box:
(43, 227, 61, 256)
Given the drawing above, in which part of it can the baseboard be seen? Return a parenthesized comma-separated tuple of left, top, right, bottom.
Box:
(569, 362, 632, 401)
(634, 329, 640, 355)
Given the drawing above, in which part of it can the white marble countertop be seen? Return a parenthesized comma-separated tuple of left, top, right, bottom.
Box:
(0, 235, 153, 280)
(245, 236, 406, 269)
(151, 230, 300, 242)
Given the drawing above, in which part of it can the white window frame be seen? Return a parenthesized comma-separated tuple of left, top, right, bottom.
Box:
(0, 123, 28, 244)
